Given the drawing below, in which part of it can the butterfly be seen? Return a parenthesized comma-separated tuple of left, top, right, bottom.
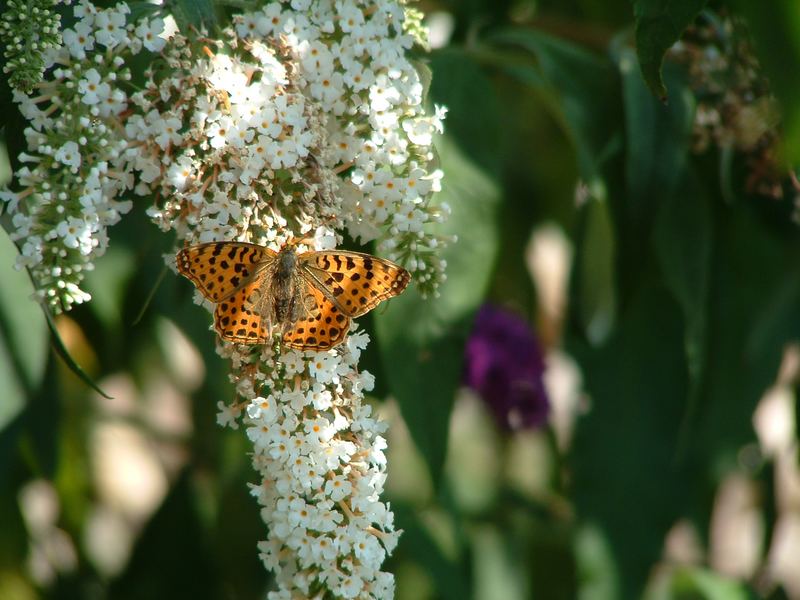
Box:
(176, 241, 411, 350)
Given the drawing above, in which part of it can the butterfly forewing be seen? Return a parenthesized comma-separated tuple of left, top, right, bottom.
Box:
(300, 250, 411, 317)
(176, 241, 274, 303)
(177, 242, 410, 350)
(214, 280, 272, 344)
(282, 283, 351, 350)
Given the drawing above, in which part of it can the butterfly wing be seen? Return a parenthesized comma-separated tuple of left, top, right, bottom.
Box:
(282, 281, 351, 350)
(214, 278, 272, 344)
(176, 241, 275, 303)
(300, 250, 411, 318)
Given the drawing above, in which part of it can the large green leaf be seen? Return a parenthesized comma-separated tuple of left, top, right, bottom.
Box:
(618, 47, 694, 229)
(692, 204, 800, 471)
(170, 0, 217, 31)
(611, 48, 698, 304)
(0, 233, 48, 429)
(653, 173, 712, 455)
(375, 135, 499, 485)
(571, 283, 690, 599)
(733, 1, 800, 163)
(618, 46, 710, 438)
(427, 48, 502, 176)
(632, 0, 708, 99)
(489, 28, 621, 201)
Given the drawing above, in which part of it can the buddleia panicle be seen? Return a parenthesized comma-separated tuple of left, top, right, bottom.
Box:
(0, 0, 63, 93)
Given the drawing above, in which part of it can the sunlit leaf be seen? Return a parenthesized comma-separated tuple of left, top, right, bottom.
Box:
(733, 1, 800, 162)
(0, 234, 48, 429)
(646, 566, 751, 600)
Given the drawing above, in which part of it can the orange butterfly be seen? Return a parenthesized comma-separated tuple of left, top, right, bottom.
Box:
(176, 241, 411, 350)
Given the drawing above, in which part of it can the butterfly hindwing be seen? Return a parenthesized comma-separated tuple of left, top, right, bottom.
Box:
(176, 241, 274, 303)
(177, 242, 409, 349)
(282, 282, 351, 350)
(214, 280, 272, 344)
(300, 250, 411, 318)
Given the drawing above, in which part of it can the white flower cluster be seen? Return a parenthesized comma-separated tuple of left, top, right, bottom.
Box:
(132, 0, 447, 291)
(1, 1, 166, 311)
(127, 28, 336, 248)
(3, 0, 445, 596)
(0, 0, 63, 93)
(118, 3, 443, 595)
(219, 331, 399, 599)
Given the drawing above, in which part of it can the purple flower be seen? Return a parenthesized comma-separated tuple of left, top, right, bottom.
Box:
(464, 304, 549, 431)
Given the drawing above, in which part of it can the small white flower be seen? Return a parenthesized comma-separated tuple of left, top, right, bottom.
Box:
(63, 21, 96, 58)
(217, 401, 241, 429)
(135, 17, 167, 52)
(94, 5, 130, 48)
(304, 415, 335, 444)
(154, 115, 183, 150)
(324, 473, 352, 501)
(54, 141, 82, 169)
(247, 396, 278, 423)
(78, 68, 111, 105)
(306, 384, 332, 410)
(166, 156, 196, 192)
(281, 350, 305, 376)
(308, 353, 340, 384)
(287, 497, 313, 528)
(56, 218, 93, 254)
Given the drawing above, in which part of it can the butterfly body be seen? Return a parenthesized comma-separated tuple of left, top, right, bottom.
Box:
(267, 246, 306, 323)
(176, 241, 410, 350)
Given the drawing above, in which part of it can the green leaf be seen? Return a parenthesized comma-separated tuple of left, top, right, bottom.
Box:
(127, 1, 162, 23)
(488, 28, 621, 200)
(573, 197, 616, 345)
(83, 245, 137, 330)
(619, 47, 709, 449)
(732, 1, 800, 163)
(170, 0, 217, 31)
(375, 135, 500, 485)
(428, 48, 502, 176)
(394, 504, 471, 600)
(653, 174, 712, 456)
(632, 0, 708, 100)
(570, 283, 690, 598)
(0, 233, 48, 429)
(646, 566, 752, 600)
(618, 47, 694, 227)
(43, 309, 112, 400)
(693, 205, 800, 470)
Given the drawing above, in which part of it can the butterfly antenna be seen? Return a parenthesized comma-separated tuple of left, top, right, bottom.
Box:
(132, 264, 168, 326)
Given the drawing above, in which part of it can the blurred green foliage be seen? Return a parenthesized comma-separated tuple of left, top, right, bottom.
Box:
(2, 0, 800, 599)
